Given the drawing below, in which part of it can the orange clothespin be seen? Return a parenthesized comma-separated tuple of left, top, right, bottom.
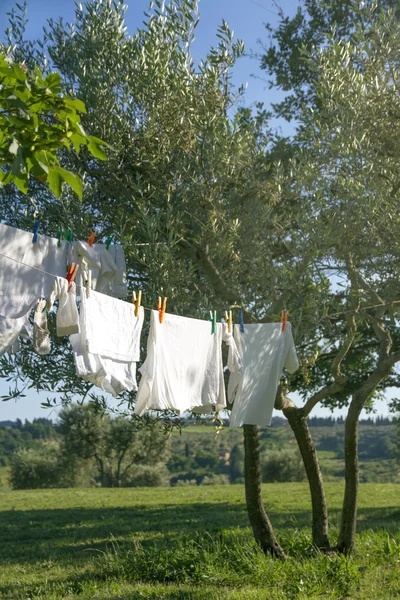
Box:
(132, 290, 142, 317)
(225, 310, 232, 334)
(66, 263, 79, 291)
(280, 309, 288, 332)
(158, 296, 167, 323)
(87, 231, 95, 247)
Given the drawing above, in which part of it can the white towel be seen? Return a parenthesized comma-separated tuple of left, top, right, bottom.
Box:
(228, 322, 299, 428)
(0, 224, 69, 319)
(70, 289, 144, 396)
(134, 311, 237, 416)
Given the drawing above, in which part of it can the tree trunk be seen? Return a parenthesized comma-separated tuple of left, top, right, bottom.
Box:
(243, 424, 286, 558)
(337, 396, 363, 555)
(283, 406, 330, 550)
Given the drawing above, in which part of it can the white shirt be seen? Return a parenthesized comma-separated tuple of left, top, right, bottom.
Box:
(228, 322, 299, 427)
(134, 311, 236, 416)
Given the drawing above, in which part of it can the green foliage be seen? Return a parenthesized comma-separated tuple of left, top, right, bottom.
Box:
(126, 464, 169, 487)
(261, 449, 306, 483)
(0, 54, 107, 197)
(9, 446, 63, 489)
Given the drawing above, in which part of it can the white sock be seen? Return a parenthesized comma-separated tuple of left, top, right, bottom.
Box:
(33, 299, 51, 355)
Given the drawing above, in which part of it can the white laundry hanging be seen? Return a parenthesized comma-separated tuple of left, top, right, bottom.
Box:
(134, 310, 240, 416)
(0, 312, 32, 356)
(0, 223, 69, 319)
(228, 322, 299, 428)
(46, 277, 80, 337)
(70, 288, 144, 397)
(71, 240, 127, 298)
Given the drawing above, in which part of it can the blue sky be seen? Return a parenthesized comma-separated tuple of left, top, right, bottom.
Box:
(0, 0, 394, 422)
(0, 0, 297, 132)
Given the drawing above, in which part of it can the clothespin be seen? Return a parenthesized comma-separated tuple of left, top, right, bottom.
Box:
(225, 310, 232, 334)
(158, 296, 167, 323)
(57, 227, 63, 247)
(85, 270, 92, 298)
(105, 235, 113, 251)
(280, 309, 289, 332)
(87, 231, 95, 247)
(66, 263, 79, 291)
(238, 310, 244, 333)
(132, 290, 142, 317)
(32, 220, 40, 243)
(209, 310, 217, 334)
(65, 229, 73, 242)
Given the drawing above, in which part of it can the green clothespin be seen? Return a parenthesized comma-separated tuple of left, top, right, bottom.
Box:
(209, 310, 217, 334)
(65, 229, 73, 242)
(105, 235, 113, 251)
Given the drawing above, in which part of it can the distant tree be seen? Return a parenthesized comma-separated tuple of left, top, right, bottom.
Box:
(58, 404, 170, 487)
(10, 447, 62, 489)
(261, 449, 306, 483)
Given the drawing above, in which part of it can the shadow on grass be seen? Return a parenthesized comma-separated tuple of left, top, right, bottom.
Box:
(0, 500, 399, 567)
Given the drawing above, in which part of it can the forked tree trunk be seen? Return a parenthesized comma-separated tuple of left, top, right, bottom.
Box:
(283, 406, 330, 550)
(243, 424, 286, 559)
(337, 396, 363, 554)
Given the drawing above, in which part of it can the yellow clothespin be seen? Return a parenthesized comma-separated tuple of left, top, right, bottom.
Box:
(158, 296, 167, 323)
(132, 290, 142, 317)
(225, 310, 232, 333)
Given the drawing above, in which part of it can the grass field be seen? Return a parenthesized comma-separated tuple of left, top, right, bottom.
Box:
(0, 483, 399, 599)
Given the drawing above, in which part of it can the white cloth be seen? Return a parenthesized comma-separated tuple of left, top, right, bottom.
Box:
(33, 299, 51, 355)
(71, 241, 127, 298)
(228, 322, 299, 428)
(134, 311, 237, 416)
(0, 312, 32, 356)
(70, 289, 143, 396)
(46, 277, 80, 336)
(0, 224, 69, 319)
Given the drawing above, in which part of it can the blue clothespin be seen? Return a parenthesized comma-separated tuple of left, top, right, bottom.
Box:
(105, 235, 113, 251)
(32, 220, 40, 243)
(209, 310, 217, 334)
(238, 310, 244, 333)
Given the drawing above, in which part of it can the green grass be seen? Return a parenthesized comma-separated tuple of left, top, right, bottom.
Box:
(0, 484, 399, 599)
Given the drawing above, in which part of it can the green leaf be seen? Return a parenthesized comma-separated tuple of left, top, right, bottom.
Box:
(47, 167, 62, 197)
(55, 166, 83, 199)
(70, 133, 86, 153)
(65, 97, 87, 114)
(11, 173, 29, 194)
(87, 140, 108, 160)
(11, 148, 26, 176)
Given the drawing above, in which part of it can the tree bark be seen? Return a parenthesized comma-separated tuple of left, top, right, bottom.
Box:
(283, 405, 330, 550)
(243, 424, 286, 558)
(337, 396, 363, 555)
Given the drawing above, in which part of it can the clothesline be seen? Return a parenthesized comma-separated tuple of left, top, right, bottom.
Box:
(0, 248, 396, 325)
(0, 223, 300, 428)
(0, 250, 219, 322)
